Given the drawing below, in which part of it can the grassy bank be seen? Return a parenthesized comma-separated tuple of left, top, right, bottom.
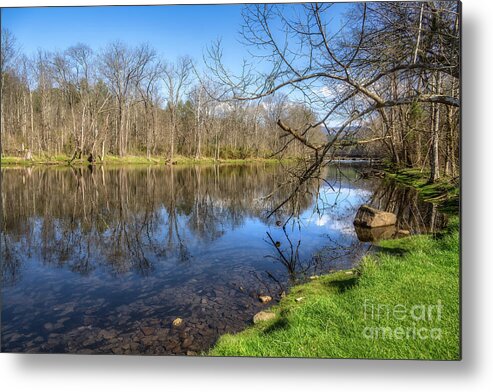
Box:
(385, 168, 460, 215)
(210, 172, 460, 359)
(0, 154, 294, 167)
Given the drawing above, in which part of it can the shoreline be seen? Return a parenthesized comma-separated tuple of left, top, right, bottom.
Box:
(0, 155, 385, 167)
(0, 154, 299, 167)
(208, 170, 460, 359)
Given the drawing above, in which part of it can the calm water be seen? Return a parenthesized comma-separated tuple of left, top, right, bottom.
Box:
(1, 163, 445, 354)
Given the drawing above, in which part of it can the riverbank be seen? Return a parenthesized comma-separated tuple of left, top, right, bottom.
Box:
(385, 168, 460, 215)
(0, 154, 296, 167)
(209, 172, 460, 359)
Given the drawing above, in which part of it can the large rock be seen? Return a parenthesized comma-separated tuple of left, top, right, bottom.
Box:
(353, 205, 397, 228)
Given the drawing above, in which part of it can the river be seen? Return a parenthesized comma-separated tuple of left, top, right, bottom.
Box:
(0, 163, 446, 354)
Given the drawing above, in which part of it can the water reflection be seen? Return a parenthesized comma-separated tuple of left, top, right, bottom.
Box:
(2, 165, 310, 280)
(369, 179, 448, 234)
(354, 225, 398, 242)
(1, 164, 444, 354)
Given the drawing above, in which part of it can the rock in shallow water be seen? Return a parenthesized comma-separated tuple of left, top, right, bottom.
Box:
(253, 311, 276, 324)
(258, 295, 272, 304)
(140, 326, 155, 336)
(353, 204, 397, 228)
(172, 318, 184, 328)
(99, 330, 117, 340)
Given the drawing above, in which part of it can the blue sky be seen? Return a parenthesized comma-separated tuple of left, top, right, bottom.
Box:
(1, 3, 351, 127)
(1, 4, 350, 73)
(1, 5, 248, 70)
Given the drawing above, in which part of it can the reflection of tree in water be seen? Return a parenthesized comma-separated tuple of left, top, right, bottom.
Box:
(1, 164, 317, 283)
(259, 165, 447, 287)
(1, 232, 22, 285)
(369, 180, 447, 234)
(2, 164, 444, 286)
(265, 226, 303, 286)
(263, 215, 368, 290)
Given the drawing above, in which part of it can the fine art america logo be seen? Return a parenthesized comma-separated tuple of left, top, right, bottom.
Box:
(362, 299, 443, 340)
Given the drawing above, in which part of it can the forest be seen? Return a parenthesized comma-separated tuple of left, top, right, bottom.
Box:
(1, 2, 460, 183)
(0, 33, 322, 162)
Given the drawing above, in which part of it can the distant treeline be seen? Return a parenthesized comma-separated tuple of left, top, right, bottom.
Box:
(0, 33, 325, 161)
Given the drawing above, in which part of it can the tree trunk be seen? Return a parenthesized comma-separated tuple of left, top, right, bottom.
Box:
(428, 72, 442, 184)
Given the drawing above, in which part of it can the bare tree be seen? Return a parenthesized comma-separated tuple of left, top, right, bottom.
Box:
(161, 56, 192, 161)
(1, 29, 17, 155)
(206, 2, 460, 185)
(99, 42, 156, 156)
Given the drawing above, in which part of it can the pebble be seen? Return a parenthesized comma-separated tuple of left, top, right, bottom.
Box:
(182, 337, 194, 348)
(258, 295, 272, 304)
(99, 330, 117, 340)
(172, 318, 184, 327)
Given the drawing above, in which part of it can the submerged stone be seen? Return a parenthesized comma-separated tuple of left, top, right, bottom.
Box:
(99, 330, 117, 340)
(172, 318, 184, 327)
(354, 224, 396, 242)
(140, 326, 156, 336)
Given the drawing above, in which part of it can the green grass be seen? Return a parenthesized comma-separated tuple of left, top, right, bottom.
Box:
(0, 154, 70, 165)
(209, 170, 460, 359)
(0, 154, 294, 167)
